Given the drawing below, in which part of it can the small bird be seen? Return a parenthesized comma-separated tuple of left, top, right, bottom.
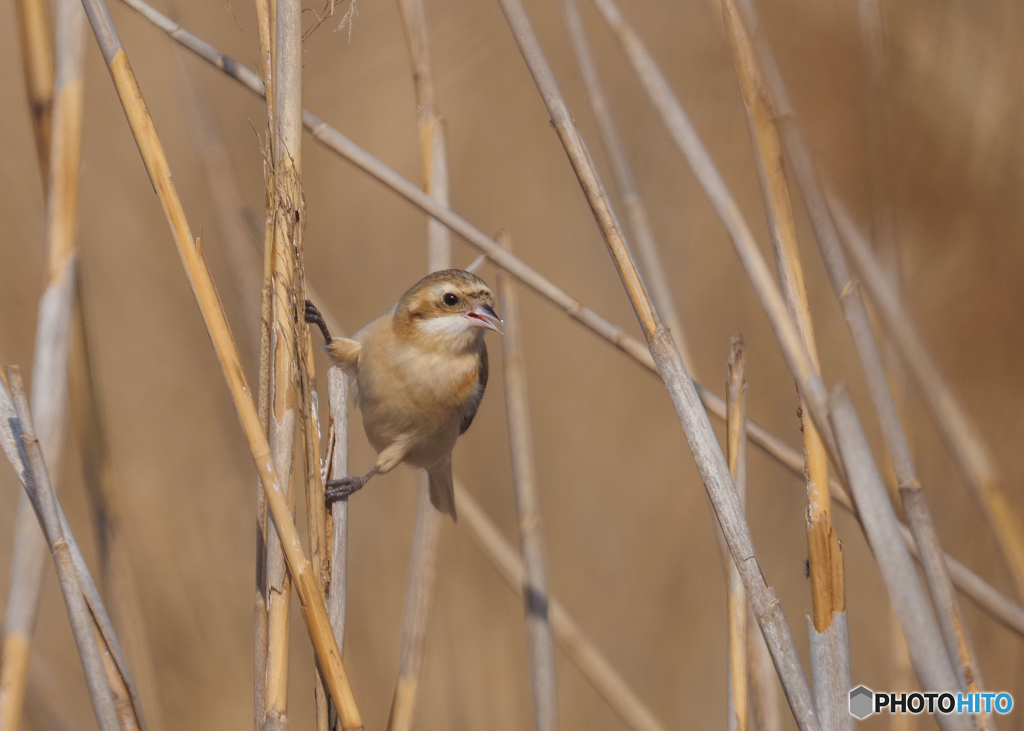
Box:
(305, 269, 502, 519)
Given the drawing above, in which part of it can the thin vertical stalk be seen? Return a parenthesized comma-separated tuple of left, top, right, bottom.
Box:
(78, 1, 363, 725)
(325, 366, 350, 731)
(4, 369, 120, 731)
(102, 1, 1024, 637)
(718, 4, 849, 727)
(386, 0, 452, 727)
(252, 0, 275, 724)
(730, 0, 1024, 604)
(557, 0, 694, 372)
(828, 386, 969, 731)
(491, 1, 820, 729)
(1, 1, 85, 727)
(726, 337, 747, 731)
(12, 0, 54, 177)
(496, 230, 559, 731)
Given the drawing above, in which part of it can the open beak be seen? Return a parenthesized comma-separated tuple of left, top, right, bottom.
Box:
(467, 304, 503, 333)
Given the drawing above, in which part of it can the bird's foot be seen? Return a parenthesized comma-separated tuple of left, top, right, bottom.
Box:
(305, 300, 332, 344)
(324, 467, 378, 506)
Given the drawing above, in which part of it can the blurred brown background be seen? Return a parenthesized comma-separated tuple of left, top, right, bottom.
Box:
(2, 0, 1024, 728)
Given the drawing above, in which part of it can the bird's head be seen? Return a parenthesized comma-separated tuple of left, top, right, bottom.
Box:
(394, 269, 502, 351)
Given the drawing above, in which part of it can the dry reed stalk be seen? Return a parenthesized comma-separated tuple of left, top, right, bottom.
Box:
(557, 0, 694, 373)
(252, 0, 275, 725)
(718, 4, 850, 726)
(69, 290, 168, 731)
(114, 2, 1024, 637)
(585, 0, 841, 476)
(384, 1, 454, 726)
(828, 386, 969, 731)
(1, 1, 85, 726)
(496, 230, 559, 731)
(492, 0, 820, 728)
(726, 337, 748, 731)
(0, 370, 148, 731)
(12, 0, 54, 177)
(261, 0, 308, 725)
(325, 365, 350, 731)
(78, 3, 363, 726)
(3, 369, 120, 731)
(455, 481, 667, 731)
(729, 0, 1024, 605)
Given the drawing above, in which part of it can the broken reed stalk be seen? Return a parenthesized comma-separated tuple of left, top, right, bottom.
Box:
(0, 370, 147, 731)
(252, 0, 275, 725)
(78, 2, 363, 727)
(491, 0, 819, 729)
(718, 3, 850, 727)
(386, 1, 453, 726)
(12, 0, 54, 177)
(69, 288, 168, 731)
(585, 0, 841, 476)
(828, 386, 972, 731)
(0, 1, 86, 727)
(557, 0, 694, 372)
(496, 230, 559, 731)
(729, 0, 1024, 604)
(4, 369, 120, 731)
(455, 481, 667, 731)
(115, 0, 1024, 638)
(726, 337, 747, 731)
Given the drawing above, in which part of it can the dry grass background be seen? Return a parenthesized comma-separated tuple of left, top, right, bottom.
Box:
(1, 0, 1024, 728)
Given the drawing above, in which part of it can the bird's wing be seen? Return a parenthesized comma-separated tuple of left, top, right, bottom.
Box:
(459, 344, 488, 435)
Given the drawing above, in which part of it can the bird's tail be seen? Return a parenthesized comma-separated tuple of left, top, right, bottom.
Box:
(426, 458, 457, 520)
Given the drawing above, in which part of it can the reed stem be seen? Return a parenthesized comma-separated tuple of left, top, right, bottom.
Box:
(79, 1, 363, 724)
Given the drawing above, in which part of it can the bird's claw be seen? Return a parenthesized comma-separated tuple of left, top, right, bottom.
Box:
(325, 475, 365, 506)
(305, 300, 332, 344)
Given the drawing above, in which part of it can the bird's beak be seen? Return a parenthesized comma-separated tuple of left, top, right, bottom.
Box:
(467, 304, 503, 333)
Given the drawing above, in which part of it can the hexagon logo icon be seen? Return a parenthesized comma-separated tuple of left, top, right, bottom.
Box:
(849, 686, 874, 720)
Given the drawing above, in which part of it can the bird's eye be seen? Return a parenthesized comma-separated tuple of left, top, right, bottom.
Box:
(443, 293, 459, 306)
